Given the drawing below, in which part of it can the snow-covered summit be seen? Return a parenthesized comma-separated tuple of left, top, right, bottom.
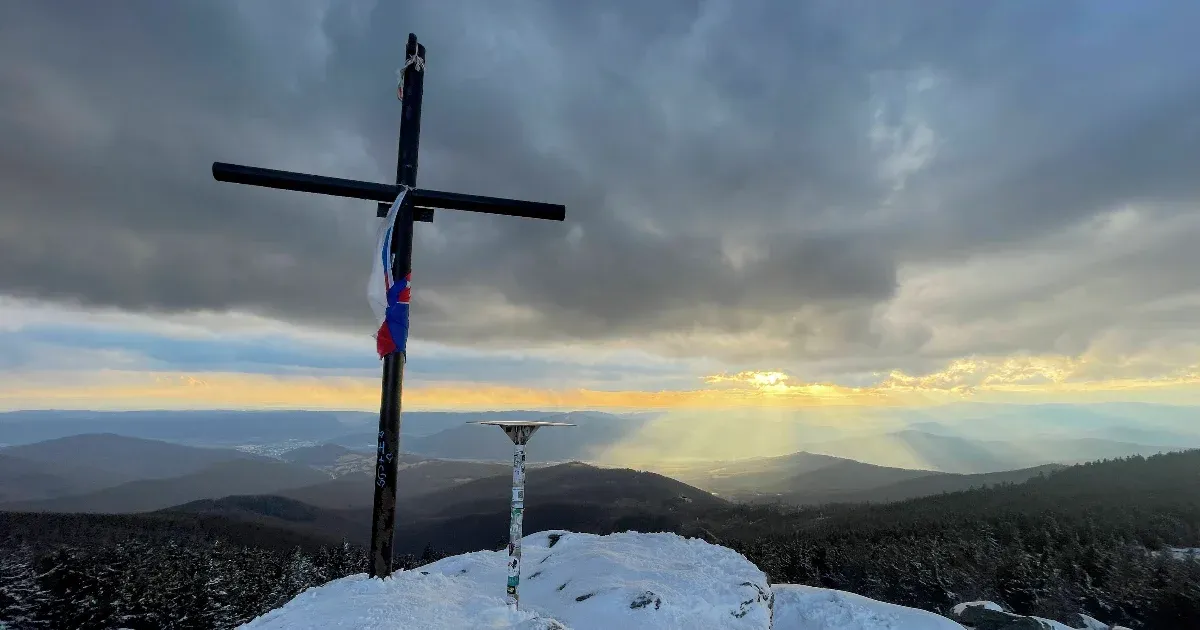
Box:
(242, 530, 974, 630)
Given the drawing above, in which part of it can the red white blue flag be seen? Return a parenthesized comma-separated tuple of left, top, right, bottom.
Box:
(369, 189, 411, 358)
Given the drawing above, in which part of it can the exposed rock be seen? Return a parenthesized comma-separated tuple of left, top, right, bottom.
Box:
(953, 603, 1055, 629)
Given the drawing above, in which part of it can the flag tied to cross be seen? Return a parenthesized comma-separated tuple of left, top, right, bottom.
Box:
(368, 189, 412, 358)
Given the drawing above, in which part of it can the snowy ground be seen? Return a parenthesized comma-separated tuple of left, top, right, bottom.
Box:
(772, 586, 964, 629)
(242, 530, 984, 630)
(1167, 546, 1200, 561)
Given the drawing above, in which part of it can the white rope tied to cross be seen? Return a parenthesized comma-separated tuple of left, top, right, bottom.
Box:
(395, 52, 425, 101)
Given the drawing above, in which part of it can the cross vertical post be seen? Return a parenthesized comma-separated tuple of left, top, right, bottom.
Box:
(210, 31, 566, 579)
(369, 33, 425, 580)
(474, 420, 574, 609)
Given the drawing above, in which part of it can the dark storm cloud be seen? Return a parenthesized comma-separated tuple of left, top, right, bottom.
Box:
(2, 0, 1199, 364)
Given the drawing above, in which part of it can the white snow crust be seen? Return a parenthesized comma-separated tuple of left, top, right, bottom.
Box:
(241, 530, 772, 630)
(951, 600, 1004, 615)
(772, 585, 965, 630)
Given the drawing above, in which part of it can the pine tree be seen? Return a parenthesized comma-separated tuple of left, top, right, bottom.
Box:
(0, 543, 50, 628)
(33, 547, 110, 629)
(419, 543, 438, 565)
(268, 547, 326, 611)
(313, 540, 365, 582)
(197, 540, 240, 630)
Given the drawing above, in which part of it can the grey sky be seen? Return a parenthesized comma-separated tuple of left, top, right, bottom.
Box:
(2, 0, 1199, 376)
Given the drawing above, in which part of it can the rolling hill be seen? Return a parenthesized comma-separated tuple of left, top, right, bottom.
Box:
(0, 433, 275, 503)
(657, 450, 1069, 506)
(0, 433, 269, 481)
(757, 459, 944, 503)
(401, 461, 727, 518)
(278, 458, 513, 510)
(813, 463, 1067, 505)
(0, 452, 134, 503)
(0, 458, 332, 514)
(160, 462, 730, 555)
(661, 451, 852, 495)
(167, 494, 367, 546)
(664, 451, 936, 497)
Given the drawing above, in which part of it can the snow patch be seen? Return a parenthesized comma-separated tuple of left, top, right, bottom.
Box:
(951, 600, 1003, 615)
(1031, 617, 1080, 630)
(240, 570, 552, 629)
(772, 585, 965, 630)
(1168, 546, 1200, 561)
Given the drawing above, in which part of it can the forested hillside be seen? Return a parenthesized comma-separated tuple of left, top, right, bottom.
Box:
(1, 451, 1198, 628)
(0, 512, 440, 629)
(712, 451, 1200, 628)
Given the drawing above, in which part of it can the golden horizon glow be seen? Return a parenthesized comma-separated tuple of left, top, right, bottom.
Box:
(3, 352, 1200, 411)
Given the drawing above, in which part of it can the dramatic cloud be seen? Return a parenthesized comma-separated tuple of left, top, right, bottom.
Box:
(3, 0, 1200, 381)
(0, 298, 713, 392)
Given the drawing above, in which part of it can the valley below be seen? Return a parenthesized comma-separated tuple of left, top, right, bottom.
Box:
(2, 407, 1199, 628)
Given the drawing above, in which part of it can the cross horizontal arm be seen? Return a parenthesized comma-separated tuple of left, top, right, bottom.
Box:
(407, 189, 565, 221)
(213, 162, 391, 203)
(212, 162, 565, 221)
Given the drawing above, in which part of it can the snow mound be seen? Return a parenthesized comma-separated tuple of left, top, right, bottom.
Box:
(241, 530, 772, 630)
(772, 585, 965, 630)
(239, 569, 555, 629)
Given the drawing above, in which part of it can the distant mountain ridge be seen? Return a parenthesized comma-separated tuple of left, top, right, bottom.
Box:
(0, 409, 585, 447)
(0, 410, 358, 446)
(4, 407, 1191, 475)
(663, 450, 1064, 506)
(1, 433, 270, 479)
(0, 430, 1164, 517)
(0, 433, 273, 504)
(0, 458, 332, 514)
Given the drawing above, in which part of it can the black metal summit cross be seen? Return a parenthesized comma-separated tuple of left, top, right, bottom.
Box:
(211, 33, 566, 578)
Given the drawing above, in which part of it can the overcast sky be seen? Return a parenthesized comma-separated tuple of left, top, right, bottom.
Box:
(2, 0, 1199, 410)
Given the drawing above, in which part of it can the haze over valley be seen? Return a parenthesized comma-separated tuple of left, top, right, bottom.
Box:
(2, 404, 1194, 512)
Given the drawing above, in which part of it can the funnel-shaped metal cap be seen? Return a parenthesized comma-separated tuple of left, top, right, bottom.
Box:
(472, 420, 575, 445)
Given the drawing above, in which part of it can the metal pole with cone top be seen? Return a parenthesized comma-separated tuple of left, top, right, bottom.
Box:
(474, 420, 574, 610)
